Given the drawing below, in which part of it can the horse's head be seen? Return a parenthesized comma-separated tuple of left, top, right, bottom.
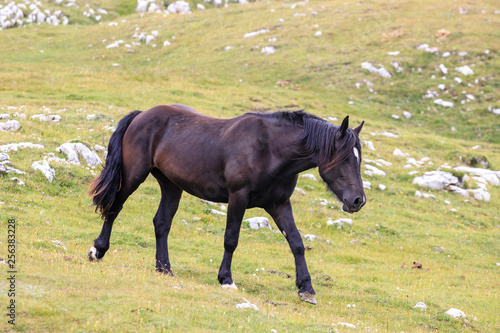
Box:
(319, 116, 366, 213)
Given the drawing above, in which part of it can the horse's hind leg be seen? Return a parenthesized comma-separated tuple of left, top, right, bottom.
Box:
(151, 169, 183, 274)
(89, 164, 150, 261)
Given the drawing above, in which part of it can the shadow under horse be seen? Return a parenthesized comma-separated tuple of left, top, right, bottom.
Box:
(88, 104, 366, 304)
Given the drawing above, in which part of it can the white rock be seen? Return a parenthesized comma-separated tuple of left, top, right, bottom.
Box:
(294, 187, 306, 195)
(453, 166, 500, 185)
(392, 114, 400, 119)
(448, 185, 490, 201)
(235, 299, 259, 311)
(163, 41, 171, 47)
(0, 153, 9, 161)
(413, 171, 458, 190)
(442, 51, 451, 57)
(414, 302, 427, 309)
(327, 218, 353, 228)
(300, 174, 318, 181)
(416, 44, 429, 50)
(364, 141, 376, 151)
(388, 51, 400, 56)
(338, 323, 356, 329)
(145, 35, 155, 44)
(454, 77, 463, 84)
(378, 184, 386, 191)
(244, 217, 271, 230)
(314, 31, 322, 36)
(210, 209, 227, 216)
(0, 114, 10, 119)
(136, 1, 149, 12)
(403, 111, 412, 119)
(378, 131, 398, 138)
(415, 190, 436, 200)
(304, 234, 317, 241)
(0, 120, 20, 132)
(56, 143, 103, 166)
(439, 64, 448, 74)
(167, 1, 191, 14)
(445, 308, 466, 319)
(363, 181, 371, 189)
(361, 62, 391, 78)
(0, 142, 44, 153)
(438, 84, 446, 90)
(455, 65, 474, 76)
(32, 160, 55, 182)
(434, 99, 454, 108)
(376, 159, 392, 167)
(197, 4, 205, 10)
(243, 29, 269, 38)
(364, 164, 386, 176)
(261, 46, 275, 55)
(393, 148, 409, 157)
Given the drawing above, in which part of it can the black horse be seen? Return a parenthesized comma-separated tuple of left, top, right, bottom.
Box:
(88, 104, 366, 304)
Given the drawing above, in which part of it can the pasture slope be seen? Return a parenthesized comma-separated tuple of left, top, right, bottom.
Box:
(1, 0, 499, 331)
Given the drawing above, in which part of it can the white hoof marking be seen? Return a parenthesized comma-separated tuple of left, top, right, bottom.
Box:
(222, 283, 238, 290)
(89, 246, 98, 261)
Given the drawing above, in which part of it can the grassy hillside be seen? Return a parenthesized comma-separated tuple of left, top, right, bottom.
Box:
(1, 0, 499, 331)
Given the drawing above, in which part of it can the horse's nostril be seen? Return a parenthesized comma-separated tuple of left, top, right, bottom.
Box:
(353, 197, 362, 207)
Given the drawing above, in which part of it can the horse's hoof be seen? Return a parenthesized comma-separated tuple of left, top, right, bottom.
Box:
(298, 291, 317, 305)
(221, 283, 238, 290)
(157, 268, 174, 276)
(88, 246, 99, 261)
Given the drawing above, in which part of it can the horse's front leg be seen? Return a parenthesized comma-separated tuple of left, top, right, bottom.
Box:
(266, 200, 316, 304)
(218, 190, 249, 289)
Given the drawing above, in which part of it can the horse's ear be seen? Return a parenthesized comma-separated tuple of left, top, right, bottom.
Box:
(339, 116, 349, 136)
(354, 121, 364, 135)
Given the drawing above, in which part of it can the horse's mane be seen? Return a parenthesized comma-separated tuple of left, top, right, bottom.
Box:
(275, 110, 360, 169)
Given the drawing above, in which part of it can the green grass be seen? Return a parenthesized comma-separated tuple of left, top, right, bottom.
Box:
(1, 0, 499, 331)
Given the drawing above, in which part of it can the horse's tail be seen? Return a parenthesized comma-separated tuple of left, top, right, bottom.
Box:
(89, 110, 142, 220)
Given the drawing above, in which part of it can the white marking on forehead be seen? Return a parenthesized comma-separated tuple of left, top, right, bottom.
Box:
(353, 147, 360, 164)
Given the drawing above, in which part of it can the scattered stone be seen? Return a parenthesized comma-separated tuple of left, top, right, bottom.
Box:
(0, 120, 20, 131)
(364, 141, 376, 151)
(439, 64, 448, 74)
(445, 308, 466, 319)
(0, 142, 44, 153)
(403, 111, 412, 119)
(56, 143, 102, 166)
(261, 46, 275, 55)
(455, 65, 474, 76)
(414, 302, 427, 309)
(31, 160, 55, 182)
(338, 323, 356, 329)
(235, 299, 259, 311)
(453, 166, 500, 186)
(364, 164, 386, 176)
(244, 217, 271, 230)
(393, 148, 410, 157)
(388, 51, 400, 56)
(434, 99, 454, 108)
(304, 234, 317, 241)
(378, 184, 386, 191)
(210, 209, 227, 216)
(0, 153, 9, 161)
(448, 185, 490, 201)
(327, 218, 353, 228)
(0, 113, 10, 119)
(31, 114, 61, 122)
(300, 174, 318, 181)
(413, 171, 458, 190)
(167, 1, 191, 14)
(361, 62, 391, 78)
(294, 187, 306, 195)
(244, 29, 269, 38)
(415, 190, 436, 200)
(363, 180, 371, 189)
(434, 246, 445, 252)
